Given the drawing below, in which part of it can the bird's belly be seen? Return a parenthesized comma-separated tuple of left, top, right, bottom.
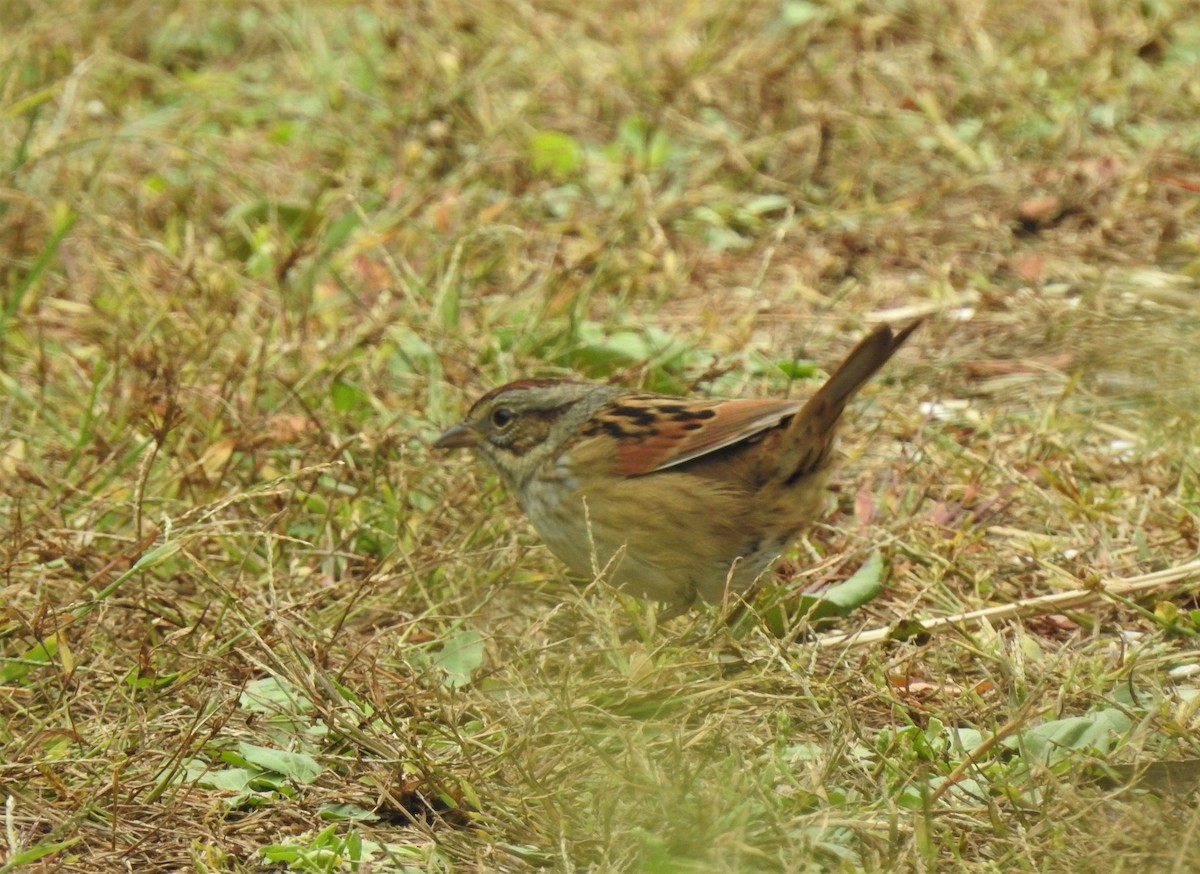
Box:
(518, 466, 782, 607)
(521, 484, 684, 603)
(518, 470, 611, 577)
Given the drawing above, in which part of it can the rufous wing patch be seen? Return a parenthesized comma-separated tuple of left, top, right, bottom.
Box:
(606, 396, 805, 476)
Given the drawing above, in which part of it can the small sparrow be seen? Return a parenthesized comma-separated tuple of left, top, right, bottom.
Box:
(435, 321, 920, 620)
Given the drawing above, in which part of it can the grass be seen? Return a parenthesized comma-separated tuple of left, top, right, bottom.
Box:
(3, 0, 1200, 871)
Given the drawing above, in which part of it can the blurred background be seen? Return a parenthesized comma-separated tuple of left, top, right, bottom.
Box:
(2, 1, 1199, 871)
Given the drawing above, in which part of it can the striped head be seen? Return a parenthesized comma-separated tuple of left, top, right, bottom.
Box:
(433, 379, 622, 489)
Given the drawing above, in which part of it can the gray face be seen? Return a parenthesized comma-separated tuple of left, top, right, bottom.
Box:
(434, 380, 621, 488)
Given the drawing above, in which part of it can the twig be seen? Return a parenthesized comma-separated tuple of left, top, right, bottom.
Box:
(815, 557, 1200, 649)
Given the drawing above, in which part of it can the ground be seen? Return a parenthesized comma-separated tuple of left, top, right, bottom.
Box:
(2, 1, 1200, 871)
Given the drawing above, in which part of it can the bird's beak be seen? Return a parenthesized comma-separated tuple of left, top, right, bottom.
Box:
(433, 422, 482, 449)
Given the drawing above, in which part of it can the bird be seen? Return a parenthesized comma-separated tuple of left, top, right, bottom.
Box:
(434, 321, 920, 620)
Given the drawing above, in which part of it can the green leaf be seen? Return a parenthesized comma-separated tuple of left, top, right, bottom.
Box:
(886, 618, 932, 643)
(775, 359, 820, 380)
(540, 183, 582, 218)
(613, 116, 649, 159)
(123, 666, 181, 694)
(431, 629, 484, 689)
(234, 742, 324, 783)
(345, 828, 363, 862)
(202, 767, 262, 793)
(5, 837, 81, 867)
(795, 551, 887, 622)
(743, 194, 791, 215)
(528, 130, 582, 177)
(257, 844, 303, 865)
(779, 0, 826, 27)
(819, 551, 886, 612)
(240, 675, 313, 715)
(0, 635, 59, 684)
(388, 327, 437, 376)
(557, 323, 691, 383)
(331, 376, 369, 413)
(945, 727, 986, 754)
(645, 128, 672, 168)
(259, 825, 345, 867)
(703, 224, 750, 252)
(132, 540, 184, 571)
(223, 199, 314, 243)
(0, 204, 75, 351)
(319, 802, 380, 821)
(1007, 708, 1132, 764)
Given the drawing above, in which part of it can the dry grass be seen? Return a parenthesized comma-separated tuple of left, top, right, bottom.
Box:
(3, 0, 1200, 871)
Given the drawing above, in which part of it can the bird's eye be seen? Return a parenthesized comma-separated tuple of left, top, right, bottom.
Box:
(491, 408, 517, 429)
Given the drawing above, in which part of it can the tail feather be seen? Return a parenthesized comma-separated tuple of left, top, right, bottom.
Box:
(777, 320, 921, 483)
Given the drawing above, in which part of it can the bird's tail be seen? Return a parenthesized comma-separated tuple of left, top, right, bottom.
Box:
(776, 320, 922, 484)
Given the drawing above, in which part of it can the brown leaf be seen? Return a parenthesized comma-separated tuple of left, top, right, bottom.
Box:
(1010, 253, 1044, 283)
(1018, 194, 1063, 224)
(198, 438, 237, 481)
(855, 488, 876, 526)
(1157, 174, 1200, 193)
(265, 415, 313, 444)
